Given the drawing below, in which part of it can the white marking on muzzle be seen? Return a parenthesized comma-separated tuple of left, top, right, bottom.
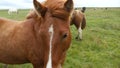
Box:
(46, 24, 54, 68)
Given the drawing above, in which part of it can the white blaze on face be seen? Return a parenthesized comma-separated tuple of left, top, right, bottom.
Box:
(46, 24, 54, 68)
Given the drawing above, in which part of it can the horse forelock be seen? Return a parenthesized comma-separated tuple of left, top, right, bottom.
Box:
(44, 0, 71, 20)
(44, 0, 66, 9)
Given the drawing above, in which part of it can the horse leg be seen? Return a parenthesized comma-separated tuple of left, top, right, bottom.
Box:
(79, 27, 82, 40)
(76, 27, 82, 40)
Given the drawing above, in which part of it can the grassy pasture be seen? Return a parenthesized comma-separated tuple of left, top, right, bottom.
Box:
(0, 8, 120, 68)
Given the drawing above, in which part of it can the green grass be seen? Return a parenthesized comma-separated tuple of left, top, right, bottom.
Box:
(0, 8, 120, 68)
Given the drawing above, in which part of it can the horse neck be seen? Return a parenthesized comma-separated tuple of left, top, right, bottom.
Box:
(25, 10, 44, 37)
(23, 17, 41, 34)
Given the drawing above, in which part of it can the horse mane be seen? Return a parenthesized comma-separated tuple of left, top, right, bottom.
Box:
(26, 9, 38, 19)
(26, 0, 70, 20)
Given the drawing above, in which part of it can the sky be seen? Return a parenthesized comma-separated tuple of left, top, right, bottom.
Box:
(0, 0, 120, 9)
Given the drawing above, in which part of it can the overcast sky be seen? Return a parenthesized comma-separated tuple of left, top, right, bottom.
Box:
(0, 0, 120, 9)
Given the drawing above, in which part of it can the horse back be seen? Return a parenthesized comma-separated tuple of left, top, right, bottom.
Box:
(0, 18, 19, 34)
(71, 10, 86, 29)
(71, 10, 83, 28)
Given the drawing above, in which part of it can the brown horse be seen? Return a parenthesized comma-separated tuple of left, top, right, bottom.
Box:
(70, 9, 86, 40)
(0, 0, 73, 68)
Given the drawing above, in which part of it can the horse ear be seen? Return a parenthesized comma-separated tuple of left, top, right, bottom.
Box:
(33, 0, 47, 17)
(64, 0, 73, 12)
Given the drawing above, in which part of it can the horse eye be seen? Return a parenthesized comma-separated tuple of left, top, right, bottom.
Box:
(62, 33, 68, 39)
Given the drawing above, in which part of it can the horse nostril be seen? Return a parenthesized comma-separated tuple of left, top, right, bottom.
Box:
(62, 33, 68, 39)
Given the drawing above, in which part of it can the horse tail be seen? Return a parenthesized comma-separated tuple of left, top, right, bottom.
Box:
(81, 16, 86, 29)
(81, 7, 86, 13)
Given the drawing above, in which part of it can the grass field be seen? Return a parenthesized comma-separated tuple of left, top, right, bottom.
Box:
(0, 8, 120, 68)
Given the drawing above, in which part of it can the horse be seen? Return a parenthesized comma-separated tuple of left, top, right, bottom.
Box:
(8, 8, 18, 15)
(81, 7, 86, 13)
(70, 8, 86, 40)
(0, 0, 73, 68)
